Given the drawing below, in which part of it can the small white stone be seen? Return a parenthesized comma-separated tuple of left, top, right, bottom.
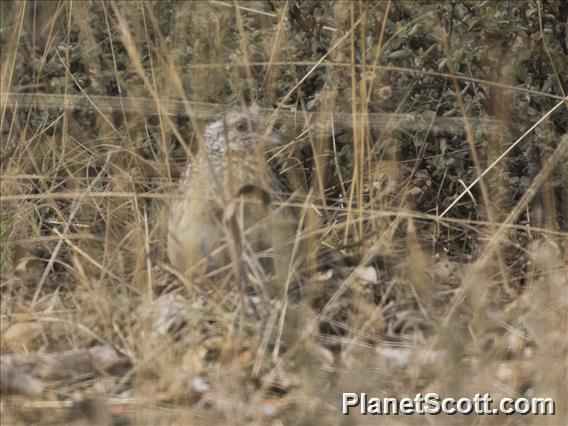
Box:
(354, 266, 377, 284)
(191, 376, 210, 393)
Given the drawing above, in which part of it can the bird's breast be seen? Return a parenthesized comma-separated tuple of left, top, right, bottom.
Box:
(184, 153, 270, 203)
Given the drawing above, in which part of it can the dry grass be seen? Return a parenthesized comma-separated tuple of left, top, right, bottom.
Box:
(1, 1, 567, 425)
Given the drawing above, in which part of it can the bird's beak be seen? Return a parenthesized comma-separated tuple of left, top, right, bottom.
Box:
(265, 127, 283, 146)
(258, 112, 283, 146)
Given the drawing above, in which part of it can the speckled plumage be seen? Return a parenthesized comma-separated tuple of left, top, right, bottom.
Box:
(168, 108, 288, 273)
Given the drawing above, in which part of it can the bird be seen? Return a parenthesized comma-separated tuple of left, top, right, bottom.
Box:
(167, 107, 291, 277)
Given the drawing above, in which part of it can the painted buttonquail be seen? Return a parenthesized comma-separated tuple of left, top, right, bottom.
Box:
(167, 107, 292, 275)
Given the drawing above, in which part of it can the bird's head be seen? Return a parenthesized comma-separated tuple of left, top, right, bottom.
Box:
(201, 106, 282, 158)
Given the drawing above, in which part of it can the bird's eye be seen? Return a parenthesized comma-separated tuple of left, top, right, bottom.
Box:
(235, 119, 248, 132)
